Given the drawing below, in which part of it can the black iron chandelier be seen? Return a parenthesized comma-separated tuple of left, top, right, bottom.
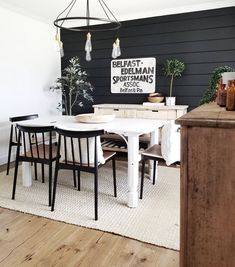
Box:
(54, 0, 122, 61)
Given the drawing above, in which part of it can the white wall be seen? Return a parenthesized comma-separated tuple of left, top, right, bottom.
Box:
(116, 0, 235, 21)
(0, 6, 61, 165)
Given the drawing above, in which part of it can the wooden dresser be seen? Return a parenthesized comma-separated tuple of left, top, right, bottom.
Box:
(176, 102, 235, 267)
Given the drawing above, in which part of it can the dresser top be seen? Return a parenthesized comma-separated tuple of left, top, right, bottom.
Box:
(93, 103, 188, 110)
(176, 102, 235, 128)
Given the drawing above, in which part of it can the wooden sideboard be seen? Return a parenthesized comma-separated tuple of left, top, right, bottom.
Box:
(176, 102, 235, 267)
(93, 103, 188, 120)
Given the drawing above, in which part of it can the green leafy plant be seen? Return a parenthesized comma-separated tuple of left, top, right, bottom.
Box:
(163, 59, 185, 97)
(200, 66, 234, 105)
(51, 56, 93, 115)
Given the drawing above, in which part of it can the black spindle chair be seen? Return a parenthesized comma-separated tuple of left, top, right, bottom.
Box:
(6, 114, 45, 181)
(51, 128, 117, 220)
(12, 125, 57, 206)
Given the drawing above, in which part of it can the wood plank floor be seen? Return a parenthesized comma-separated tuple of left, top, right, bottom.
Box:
(0, 163, 179, 267)
(0, 208, 179, 267)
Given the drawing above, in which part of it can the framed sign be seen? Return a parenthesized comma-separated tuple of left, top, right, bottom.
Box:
(111, 57, 156, 94)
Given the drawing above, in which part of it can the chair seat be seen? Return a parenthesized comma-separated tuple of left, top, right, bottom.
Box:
(141, 144, 163, 158)
(103, 151, 116, 162)
(22, 143, 57, 159)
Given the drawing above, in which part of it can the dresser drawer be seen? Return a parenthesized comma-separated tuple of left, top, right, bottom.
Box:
(167, 110, 177, 119)
(124, 109, 136, 118)
(177, 109, 187, 118)
(136, 110, 168, 119)
(95, 108, 125, 117)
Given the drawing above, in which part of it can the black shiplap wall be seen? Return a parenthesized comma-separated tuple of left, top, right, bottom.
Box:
(61, 7, 235, 113)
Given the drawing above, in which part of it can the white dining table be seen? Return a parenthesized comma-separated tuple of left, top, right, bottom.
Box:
(18, 116, 166, 208)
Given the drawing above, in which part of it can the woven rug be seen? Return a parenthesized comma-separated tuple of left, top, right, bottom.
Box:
(0, 161, 180, 250)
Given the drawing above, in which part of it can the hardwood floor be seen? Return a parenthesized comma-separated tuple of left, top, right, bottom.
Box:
(0, 208, 179, 267)
(0, 164, 179, 267)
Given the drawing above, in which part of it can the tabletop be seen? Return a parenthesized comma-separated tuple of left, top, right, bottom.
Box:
(18, 116, 166, 136)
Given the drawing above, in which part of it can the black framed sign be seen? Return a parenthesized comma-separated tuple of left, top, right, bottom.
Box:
(111, 57, 156, 94)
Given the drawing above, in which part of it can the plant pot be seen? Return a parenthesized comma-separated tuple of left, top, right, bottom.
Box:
(166, 97, 176, 106)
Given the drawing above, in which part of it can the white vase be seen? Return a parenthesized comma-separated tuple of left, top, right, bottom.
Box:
(166, 97, 176, 106)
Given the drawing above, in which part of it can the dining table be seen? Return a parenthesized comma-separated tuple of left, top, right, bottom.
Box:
(18, 115, 166, 208)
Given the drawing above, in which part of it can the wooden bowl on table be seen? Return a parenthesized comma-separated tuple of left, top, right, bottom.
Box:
(148, 96, 164, 103)
(75, 113, 115, 123)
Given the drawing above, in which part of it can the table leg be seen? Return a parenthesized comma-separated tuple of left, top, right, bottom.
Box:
(149, 129, 159, 182)
(22, 162, 32, 187)
(127, 135, 139, 208)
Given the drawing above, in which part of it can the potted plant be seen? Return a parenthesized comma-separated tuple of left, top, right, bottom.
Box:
(163, 58, 185, 106)
(200, 66, 234, 105)
(51, 56, 94, 115)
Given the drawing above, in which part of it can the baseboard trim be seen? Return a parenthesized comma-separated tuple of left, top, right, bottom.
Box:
(0, 155, 7, 165)
(0, 154, 14, 166)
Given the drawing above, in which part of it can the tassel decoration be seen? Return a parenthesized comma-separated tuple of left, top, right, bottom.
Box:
(85, 32, 92, 61)
(112, 38, 121, 59)
(112, 42, 118, 59)
(55, 31, 64, 58)
(115, 38, 121, 57)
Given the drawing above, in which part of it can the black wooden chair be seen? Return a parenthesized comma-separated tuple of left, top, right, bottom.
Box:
(12, 125, 57, 206)
(51, 127, 117, 220)
(140, 122, 180, 199)
(7, 114, 40, 177)
(140, 144, 163, 199)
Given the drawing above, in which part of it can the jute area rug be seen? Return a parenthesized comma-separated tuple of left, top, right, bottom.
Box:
(0, 161, 180, 250)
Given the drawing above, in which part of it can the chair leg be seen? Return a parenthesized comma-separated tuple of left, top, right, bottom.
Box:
(112, 157, 117, 197)
(153, 160, 156, 185)
(7, 126, 14, 175)
(94, 171, 98, 220)
(6, 143, 13, 175)
(73, 170, 77, 188)
(34, 163, 37, 180)
(48, 163, 52, 207)
(51, 165, 59, 212)
(41, 164, 45, 183)
(77, 171, 80, 191)
(140, 159, 145, 199)
(12, 159, 19, 200)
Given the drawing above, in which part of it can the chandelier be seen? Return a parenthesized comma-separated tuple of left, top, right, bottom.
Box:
(54, 0, 122, 61)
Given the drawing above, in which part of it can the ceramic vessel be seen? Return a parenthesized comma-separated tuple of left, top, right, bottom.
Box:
(222, 72, 235, 88)
(147, 96, 164, 103)
(75, 113, 115, 123)
(166, 97, 176, 106)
